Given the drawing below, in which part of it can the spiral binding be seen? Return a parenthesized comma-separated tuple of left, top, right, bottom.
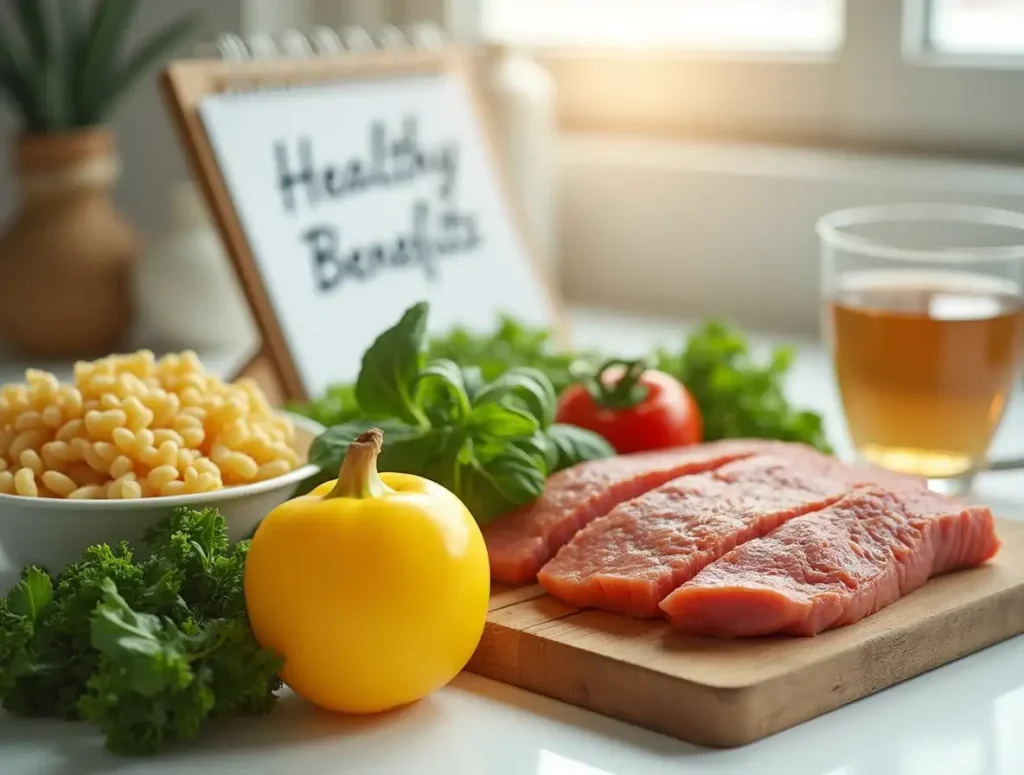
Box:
(193, 22, 447, 62)
(190, 22, 449, 93)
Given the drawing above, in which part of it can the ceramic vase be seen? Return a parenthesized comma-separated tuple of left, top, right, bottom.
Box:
(0, 128, 138, 357)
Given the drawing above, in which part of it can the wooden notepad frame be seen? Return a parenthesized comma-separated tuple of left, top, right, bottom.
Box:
(160, 48, 562, 404)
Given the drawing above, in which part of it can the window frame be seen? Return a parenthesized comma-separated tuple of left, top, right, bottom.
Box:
(467, 0, 1024, 158)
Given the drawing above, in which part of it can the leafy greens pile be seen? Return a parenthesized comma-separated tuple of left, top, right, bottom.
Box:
(292, 307, 832, 457)
(427, 315, 597, 396)
(305, 302, 614, 522)
(655, 320, 831, 452)
(287, 314, 596, 428)
(0, 508, 281, 755)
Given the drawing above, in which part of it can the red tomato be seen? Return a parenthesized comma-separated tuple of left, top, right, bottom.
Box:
(555, 362, 702, 455)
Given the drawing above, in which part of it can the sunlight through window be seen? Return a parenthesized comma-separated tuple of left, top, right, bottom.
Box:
(928, 0, 1024, 55)
(481, 0, 845, 52)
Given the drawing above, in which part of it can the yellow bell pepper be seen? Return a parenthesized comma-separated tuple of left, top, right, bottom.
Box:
(244, 428, 490, 713)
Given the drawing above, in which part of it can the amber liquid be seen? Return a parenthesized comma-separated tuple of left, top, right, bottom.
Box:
(829, 271, 1024, 479)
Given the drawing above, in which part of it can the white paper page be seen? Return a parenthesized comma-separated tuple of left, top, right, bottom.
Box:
(199, 71, 553, 397)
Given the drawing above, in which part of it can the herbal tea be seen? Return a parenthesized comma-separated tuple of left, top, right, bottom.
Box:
(829, 271, 1024, 479)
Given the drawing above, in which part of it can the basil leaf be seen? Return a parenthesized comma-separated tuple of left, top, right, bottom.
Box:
(378, 427, 459, 484)
(299, 306, 568, 524)
(458, 446, 547, 524)
(307, 419, 420, 470)
(299, 419, 422, 495)
(416, 359, 471, 422)
(545, 423, 615, 472)
(460, 365, 485, 403)
(512, 431, 559, 475)
(472, 367, 557, 429)
(377, 429, 468, 508)
(355, 302, 430, 426)
(306, 421, 464, 497)
(7, 568, 52, 622)
(469, 402, 540, 439)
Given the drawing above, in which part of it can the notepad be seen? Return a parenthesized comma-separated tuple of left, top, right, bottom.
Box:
(162, 35, 558, 401)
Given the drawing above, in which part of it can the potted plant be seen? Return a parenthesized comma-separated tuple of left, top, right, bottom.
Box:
(0, 1, 199, 357)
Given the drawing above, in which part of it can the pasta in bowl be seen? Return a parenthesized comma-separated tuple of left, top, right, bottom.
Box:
(0, 350, 321, 586)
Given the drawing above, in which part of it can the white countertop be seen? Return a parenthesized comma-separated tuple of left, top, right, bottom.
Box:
(4, 305, 1024, 775)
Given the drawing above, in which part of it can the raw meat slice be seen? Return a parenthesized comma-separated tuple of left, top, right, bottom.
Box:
(715, 449, 929, 493)
(536, 449, 931, 618)
(484, 440, 777, 585)
(537, 455, 855, 617)
(659, 487, 1000, 637)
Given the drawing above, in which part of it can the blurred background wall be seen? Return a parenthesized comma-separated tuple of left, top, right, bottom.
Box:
(2, 0, 1024, 339)
(0, 1, 242, 234)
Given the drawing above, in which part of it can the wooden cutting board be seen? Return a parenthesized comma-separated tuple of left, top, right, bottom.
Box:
(467, 517, 1024, 748)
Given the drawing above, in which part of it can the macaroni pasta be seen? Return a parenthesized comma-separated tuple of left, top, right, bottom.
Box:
(0, 351, 299, 499)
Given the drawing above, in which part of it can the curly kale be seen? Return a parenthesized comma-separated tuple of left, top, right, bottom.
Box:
(0, 507, 282, 755)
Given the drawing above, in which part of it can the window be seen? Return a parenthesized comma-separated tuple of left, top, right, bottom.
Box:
(480, 0, 844, 53)
(474, 0, 1024, 157)
(927, 0, 1024, 55)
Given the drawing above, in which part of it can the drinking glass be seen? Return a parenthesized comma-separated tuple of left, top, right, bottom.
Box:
(817, 203, 1024, 495)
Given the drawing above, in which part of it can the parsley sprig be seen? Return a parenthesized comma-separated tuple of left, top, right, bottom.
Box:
(0, 507, 282, 755)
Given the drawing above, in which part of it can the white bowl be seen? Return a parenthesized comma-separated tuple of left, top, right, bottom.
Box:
(0, 412, 324, 592)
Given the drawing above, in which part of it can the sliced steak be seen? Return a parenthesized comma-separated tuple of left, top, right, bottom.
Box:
(537, 455, 851, 616)
(483, 440, 779, 585)
(659, 487, 1000, 637)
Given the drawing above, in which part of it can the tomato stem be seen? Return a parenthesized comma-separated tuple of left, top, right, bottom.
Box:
(573, 358, 651, 410)
(325, 428, 394, 500)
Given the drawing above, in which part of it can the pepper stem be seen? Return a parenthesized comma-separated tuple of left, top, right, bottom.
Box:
(324, 428, 393, 500)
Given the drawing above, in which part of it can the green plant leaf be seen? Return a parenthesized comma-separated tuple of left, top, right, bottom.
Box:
(13, 0, 53, 65)
(203, 618, 282, 718)
(89, 580, 181, 667)
(545, 424, 615, 472)
(458, 446, 547, 524)
(302, 422, 462, 498)
(469, 402, 539, 439)
(82, 579, 216, 753)
(313, 420, 457, 480)
(378, 427, 459, 485)
(459, 365, 485, 402)
(77, 0, 138, 123)
(299, 419, 416, 497)
(655, 319, 832, 453)
(307, 419, 422, 471)
(472, 367, 557, 429)
(0, 22, 42, 128)
(416, 359, 471, 422)
(89, 10, 201, 123)
(79, 661, 215, 755)
(426, 314, 594, 395)
(1, 508, 284, 754)
(355, 302, 431, 426)
(37, 57, 69, 129)
(6, 568, 53, 622)
(59, 0, 88, 124)
(0, 603, 39, 696)
(512, 431, 559, 475)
